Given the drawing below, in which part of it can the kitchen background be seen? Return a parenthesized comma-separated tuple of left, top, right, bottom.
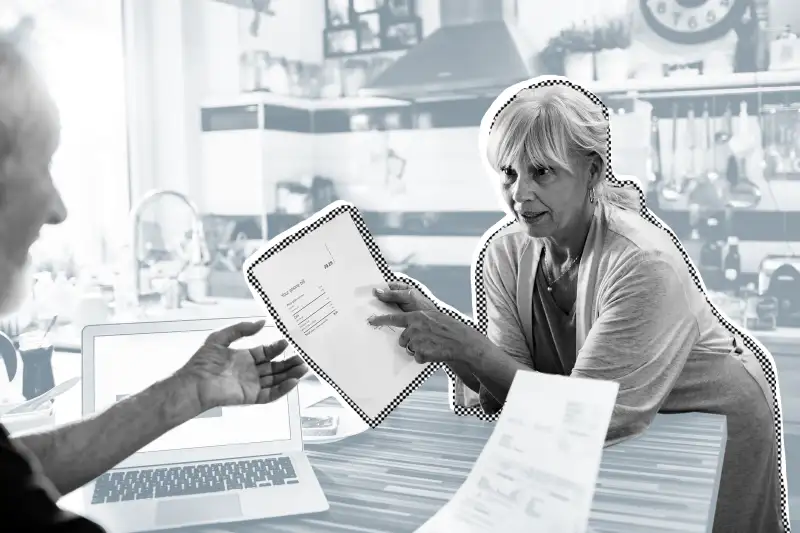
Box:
(1, 0, 800, 527)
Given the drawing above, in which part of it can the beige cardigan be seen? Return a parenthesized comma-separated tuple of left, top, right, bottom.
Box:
(454, 202, 778, 446)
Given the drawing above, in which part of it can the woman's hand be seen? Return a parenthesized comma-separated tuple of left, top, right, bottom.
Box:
(372, 280, 438, 313)
(370, 283, 489, 367)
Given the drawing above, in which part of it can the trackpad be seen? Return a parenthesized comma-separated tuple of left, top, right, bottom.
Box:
(155, 494, 242, 526)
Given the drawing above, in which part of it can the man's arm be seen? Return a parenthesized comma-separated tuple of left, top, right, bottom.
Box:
(11, 373, 202, 496)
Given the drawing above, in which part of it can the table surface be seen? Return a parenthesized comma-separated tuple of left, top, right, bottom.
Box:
(51, 361, 727, 533)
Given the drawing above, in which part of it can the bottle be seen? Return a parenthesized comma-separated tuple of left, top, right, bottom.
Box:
(743, 282, 760, 329)
(723, 236, 741, 293)
(698, 217, 722, 290)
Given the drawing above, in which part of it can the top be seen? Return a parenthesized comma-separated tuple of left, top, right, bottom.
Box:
(530, 251, 576, 376)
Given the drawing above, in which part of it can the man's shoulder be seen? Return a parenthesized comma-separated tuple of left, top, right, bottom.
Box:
(0, 423, 106, 533)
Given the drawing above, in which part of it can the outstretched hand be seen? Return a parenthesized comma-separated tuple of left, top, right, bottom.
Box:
(177, 320, 308, 412)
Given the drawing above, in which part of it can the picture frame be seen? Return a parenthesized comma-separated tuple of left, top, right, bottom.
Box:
(385, 0, 414, 19)
(324, 27, 359, 57)
(326, 0, 352, 27)
(352, 0, 385, 14)
(382, 17, 422, 51)
(357, 12, 382, 52)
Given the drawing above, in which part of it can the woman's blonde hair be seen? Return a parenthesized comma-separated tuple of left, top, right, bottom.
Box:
(485, 83, 640, 211)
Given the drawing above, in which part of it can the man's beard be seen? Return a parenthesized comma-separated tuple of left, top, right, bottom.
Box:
(0, 257, 32, 318)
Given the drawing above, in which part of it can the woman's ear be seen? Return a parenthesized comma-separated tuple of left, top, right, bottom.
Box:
(588, 154, 604, 187)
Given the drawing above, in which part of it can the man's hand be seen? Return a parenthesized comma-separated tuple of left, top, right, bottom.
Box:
(177, 320, 308, 413)
(13, 320, 308, 496)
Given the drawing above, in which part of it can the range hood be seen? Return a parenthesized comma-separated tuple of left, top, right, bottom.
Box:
(360, 0, 536, 100)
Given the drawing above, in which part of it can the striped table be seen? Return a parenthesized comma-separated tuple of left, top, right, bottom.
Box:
(183, 386, 726, 533)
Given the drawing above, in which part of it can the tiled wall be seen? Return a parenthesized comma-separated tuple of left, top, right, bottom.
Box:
(199, 90, 800, 313)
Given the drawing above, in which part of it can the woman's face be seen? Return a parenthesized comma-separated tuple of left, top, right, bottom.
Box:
(500, 153, 594, 240)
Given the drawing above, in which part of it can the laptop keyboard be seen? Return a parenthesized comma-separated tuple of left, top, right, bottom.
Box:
(91, 456, 299, 504)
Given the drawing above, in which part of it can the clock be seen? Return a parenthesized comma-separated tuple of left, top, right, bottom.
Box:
(639, 0, 749, 45)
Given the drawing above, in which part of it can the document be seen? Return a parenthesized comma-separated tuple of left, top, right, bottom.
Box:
(245, 205, 431, 422)
(416, 371, 618, 533)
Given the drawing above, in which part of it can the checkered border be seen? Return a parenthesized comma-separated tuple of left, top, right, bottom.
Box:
(460, 78, 791, 531)
(243, 202, 439, 429)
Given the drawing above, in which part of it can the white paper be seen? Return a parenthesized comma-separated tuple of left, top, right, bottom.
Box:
(416, 371, 618, 533)
(247, 210, 430, 420)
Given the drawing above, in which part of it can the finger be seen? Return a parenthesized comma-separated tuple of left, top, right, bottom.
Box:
(373, 286, 416, 304)
(398, 326, 412, 348)
(250, 339, 289, 363)
(257, 354, 306, 376)
(411, 345, 428, 365)
(257, 378, 301, 404)
(368, 313, 409, 328)
(207, 320, 265, 347)
(259, 361, 308, 388)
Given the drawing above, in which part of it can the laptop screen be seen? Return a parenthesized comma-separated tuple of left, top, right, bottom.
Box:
(92, 326, 292, 454)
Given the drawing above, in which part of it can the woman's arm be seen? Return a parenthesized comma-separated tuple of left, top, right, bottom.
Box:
(464, 344, 533, 406)
(444, 361, 481, 393)
(570, 253, 700, 444)
(459, 237, 535, 412)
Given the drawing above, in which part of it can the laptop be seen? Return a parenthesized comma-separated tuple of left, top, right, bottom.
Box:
(79, 317, 329, 532)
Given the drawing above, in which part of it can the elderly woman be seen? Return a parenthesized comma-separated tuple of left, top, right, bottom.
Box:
(369, 81, 784, 533)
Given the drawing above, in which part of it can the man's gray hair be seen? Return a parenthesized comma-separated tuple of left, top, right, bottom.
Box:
(0, 26, 58, 170)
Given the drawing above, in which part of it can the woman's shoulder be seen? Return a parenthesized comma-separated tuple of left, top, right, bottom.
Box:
(603, 205, 691, 274)
(478, 219, 534, 280)
(480, 219, 532, 261)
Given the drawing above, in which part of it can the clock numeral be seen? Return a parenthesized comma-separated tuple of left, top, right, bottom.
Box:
(706, 10, 717, 23)
(656, 1, 667, 14)
(720, 0, 730, 6)
(673, 12, 682, 26)
(687, 15, 698, 29)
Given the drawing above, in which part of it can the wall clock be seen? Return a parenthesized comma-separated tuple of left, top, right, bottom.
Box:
(639, 0, 749, 45)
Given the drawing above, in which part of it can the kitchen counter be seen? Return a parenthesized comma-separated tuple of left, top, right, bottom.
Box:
(48, 297, 265, 352)
(46, 296, 800, 356)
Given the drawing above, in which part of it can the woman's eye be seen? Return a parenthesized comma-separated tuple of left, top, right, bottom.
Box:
(500, 166, 517, 182)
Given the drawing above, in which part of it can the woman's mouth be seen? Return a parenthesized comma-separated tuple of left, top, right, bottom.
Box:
(520, 211, 547, 224)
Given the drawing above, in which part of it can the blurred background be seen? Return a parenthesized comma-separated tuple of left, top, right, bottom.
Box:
(0, 0, 799, 526)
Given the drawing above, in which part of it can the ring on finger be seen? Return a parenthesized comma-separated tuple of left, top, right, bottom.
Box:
(406, 344, 416, 356)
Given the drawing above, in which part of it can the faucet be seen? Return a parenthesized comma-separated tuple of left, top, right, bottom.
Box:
(129, 189, 209, 306)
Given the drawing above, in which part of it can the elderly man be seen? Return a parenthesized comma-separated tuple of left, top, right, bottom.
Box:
(0, 36, 308, 531)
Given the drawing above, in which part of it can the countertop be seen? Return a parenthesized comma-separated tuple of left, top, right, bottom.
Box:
(45, 296, 800, 356)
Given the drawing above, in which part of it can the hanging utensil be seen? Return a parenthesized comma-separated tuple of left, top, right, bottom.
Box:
(764, 106, 781, 178)
(688, 101, 727, 211)
(716, 102, 733, 144)
(645, 113, 663, 207)
(647, 114, 662, 184)
(680, 102, 701, 196)
(660, 102, 683, 202)
(727, 100, 762, 209)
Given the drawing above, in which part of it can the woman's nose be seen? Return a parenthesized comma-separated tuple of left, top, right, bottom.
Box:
(511, 177, 536, 203)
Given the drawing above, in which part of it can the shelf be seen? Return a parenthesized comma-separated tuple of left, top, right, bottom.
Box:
(201, 92, 410, 112)
(589, 70, 800, 99)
